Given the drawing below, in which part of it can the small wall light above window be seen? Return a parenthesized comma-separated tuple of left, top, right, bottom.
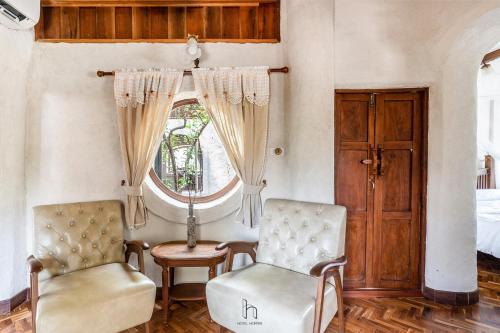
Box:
(186, 34, 202, 68)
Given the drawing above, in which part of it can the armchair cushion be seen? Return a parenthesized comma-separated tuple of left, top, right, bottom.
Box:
(36, 262, 155, 333)
(206, 263, 337, 333)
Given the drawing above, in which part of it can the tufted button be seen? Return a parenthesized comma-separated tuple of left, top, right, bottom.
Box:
(280, 243, 286, 249)
(82, 258, 88, 263)
(60, 264, 65, 269)
(316, 207, 323, 216)
(283, 217, 289, 224)
(46, 224, 51, 229)
(273, 229, 279, 235)
(56, 211, 62, 216)
(298, 248, 304, 255)
(71, 248, 77, 253)
(109, 217, 114, 222)
(99, 207, 104, 211)
(90, 218, 96, 224)
(302, 220, 309, 227)
(101, 230, 107, 235)
(111, 238, 116, 244)
(294, 208, 301, 214)
(81, 233, 87, 239)
(78, 209, 84, 214)
(278, 205, 284, 211)
(48, 251, 54, 256)
(59, 236, 64, 241)
(323, 224, 330, 230)
(102, 255, 106, 260)
(290, 232, 297, 240)
(92, 243, 97, 249)
(310, 236, 317, 243)
(69, 220, 75, 227)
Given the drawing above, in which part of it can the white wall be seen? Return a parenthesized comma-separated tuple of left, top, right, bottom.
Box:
(283, 0, 335, 203)
(0, 25, 33, 300)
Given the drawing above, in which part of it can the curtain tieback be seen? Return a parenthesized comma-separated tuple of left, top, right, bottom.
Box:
(123, 185, 143, 196)
(242, 183, 264, 195)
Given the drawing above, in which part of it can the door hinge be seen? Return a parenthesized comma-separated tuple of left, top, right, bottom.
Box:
(369, 93, 376, 108)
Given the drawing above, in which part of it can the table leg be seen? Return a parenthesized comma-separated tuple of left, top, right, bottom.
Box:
(208, 265, 216, 280)
(162, 267, 170, 323)
(169, 267, 175, 287)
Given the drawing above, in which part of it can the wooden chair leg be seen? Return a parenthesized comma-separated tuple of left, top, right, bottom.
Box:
(144, 320, 151, 333)
(332, 270, 345, 333)
(217, 323, 226, 333)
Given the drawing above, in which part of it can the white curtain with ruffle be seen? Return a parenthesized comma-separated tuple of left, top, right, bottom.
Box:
(192, 66, 270, 228)
(114, 69, 183, 229)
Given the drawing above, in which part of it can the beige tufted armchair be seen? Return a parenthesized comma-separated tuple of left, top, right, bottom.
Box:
(206, 199, 347, 333)
(27, 200, 156, 333)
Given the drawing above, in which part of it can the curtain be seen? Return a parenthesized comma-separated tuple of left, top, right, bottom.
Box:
(192, 67, 270, 227)
(114, 69, 183, 229)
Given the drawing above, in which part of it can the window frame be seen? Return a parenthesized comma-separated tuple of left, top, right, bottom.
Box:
(149, 98, 239, 204)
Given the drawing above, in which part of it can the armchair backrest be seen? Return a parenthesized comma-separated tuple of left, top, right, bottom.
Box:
(33, 200, 125, 281)
(257, 199, 347, 276)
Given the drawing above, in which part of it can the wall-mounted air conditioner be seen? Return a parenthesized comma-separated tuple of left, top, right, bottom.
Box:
(0, 0, 39, 30)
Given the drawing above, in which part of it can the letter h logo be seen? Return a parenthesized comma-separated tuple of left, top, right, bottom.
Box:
(242, 299, 258, 320)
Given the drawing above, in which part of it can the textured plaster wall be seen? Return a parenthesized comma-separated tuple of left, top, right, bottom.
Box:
(0, 25, 33, 300)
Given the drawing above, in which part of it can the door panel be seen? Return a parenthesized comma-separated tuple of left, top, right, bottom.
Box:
(335, 93, 374, 289)
(340, 100, 369, 142)
(380, 219, 411, 282)
(374, 93, 421, 290)
(335, 89, 425, 293)
(382, 150, 412, 212)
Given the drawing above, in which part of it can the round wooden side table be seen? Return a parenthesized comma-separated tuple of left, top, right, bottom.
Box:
(150, 240, 227, 322)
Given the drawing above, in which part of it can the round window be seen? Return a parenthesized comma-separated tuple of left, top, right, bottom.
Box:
(150, 98, 238, 203)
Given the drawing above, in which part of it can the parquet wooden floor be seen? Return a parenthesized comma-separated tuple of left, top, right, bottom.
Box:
(1, 262, 499, 333)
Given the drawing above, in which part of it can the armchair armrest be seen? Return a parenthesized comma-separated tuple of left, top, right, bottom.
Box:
(124, 240, 150, 274)
(309, 256, 347, 333)
(27, 255, 43, 274)
(216, 241, 258, 273)
(309, 255, 347, 277)
(27, 255, 43, 333)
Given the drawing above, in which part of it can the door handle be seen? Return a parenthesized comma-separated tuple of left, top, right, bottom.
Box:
(361, 159, 373, 165)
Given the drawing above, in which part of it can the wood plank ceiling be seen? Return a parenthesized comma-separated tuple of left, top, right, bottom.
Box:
(35, 0, 280, 43)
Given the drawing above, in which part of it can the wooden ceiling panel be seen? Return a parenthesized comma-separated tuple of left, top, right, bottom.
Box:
(35, 0, 280, 42)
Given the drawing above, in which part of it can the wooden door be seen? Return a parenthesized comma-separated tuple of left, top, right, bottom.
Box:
(335, 89, 427, 293)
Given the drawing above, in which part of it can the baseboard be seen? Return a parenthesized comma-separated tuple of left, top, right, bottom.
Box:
(0, 288, 29, 315)
(344, 289, 422, 298)
(422, 285, 479, 306)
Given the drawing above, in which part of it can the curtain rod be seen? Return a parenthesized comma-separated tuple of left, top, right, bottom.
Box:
(96, 66, 289, 77)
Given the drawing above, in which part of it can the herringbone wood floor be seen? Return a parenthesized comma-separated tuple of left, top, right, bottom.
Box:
(1, 262, 499, 333)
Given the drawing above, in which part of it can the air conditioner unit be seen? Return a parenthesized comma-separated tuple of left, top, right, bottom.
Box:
(0, 0, 39, 30)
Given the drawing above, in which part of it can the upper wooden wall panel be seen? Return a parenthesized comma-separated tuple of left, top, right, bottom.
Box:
(36, 0, 280, 42)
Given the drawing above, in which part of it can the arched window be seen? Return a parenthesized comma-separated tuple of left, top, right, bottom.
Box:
(150, 98, 238, 203)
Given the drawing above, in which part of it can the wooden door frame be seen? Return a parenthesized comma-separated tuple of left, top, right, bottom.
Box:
(334, 87, 429, 297)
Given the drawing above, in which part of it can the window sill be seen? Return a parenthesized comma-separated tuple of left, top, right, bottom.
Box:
(143, 176, 242, 225)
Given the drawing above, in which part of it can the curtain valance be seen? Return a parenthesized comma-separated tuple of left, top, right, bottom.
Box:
(114, 68, 183, 108)
(193, 66, 270, 107)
